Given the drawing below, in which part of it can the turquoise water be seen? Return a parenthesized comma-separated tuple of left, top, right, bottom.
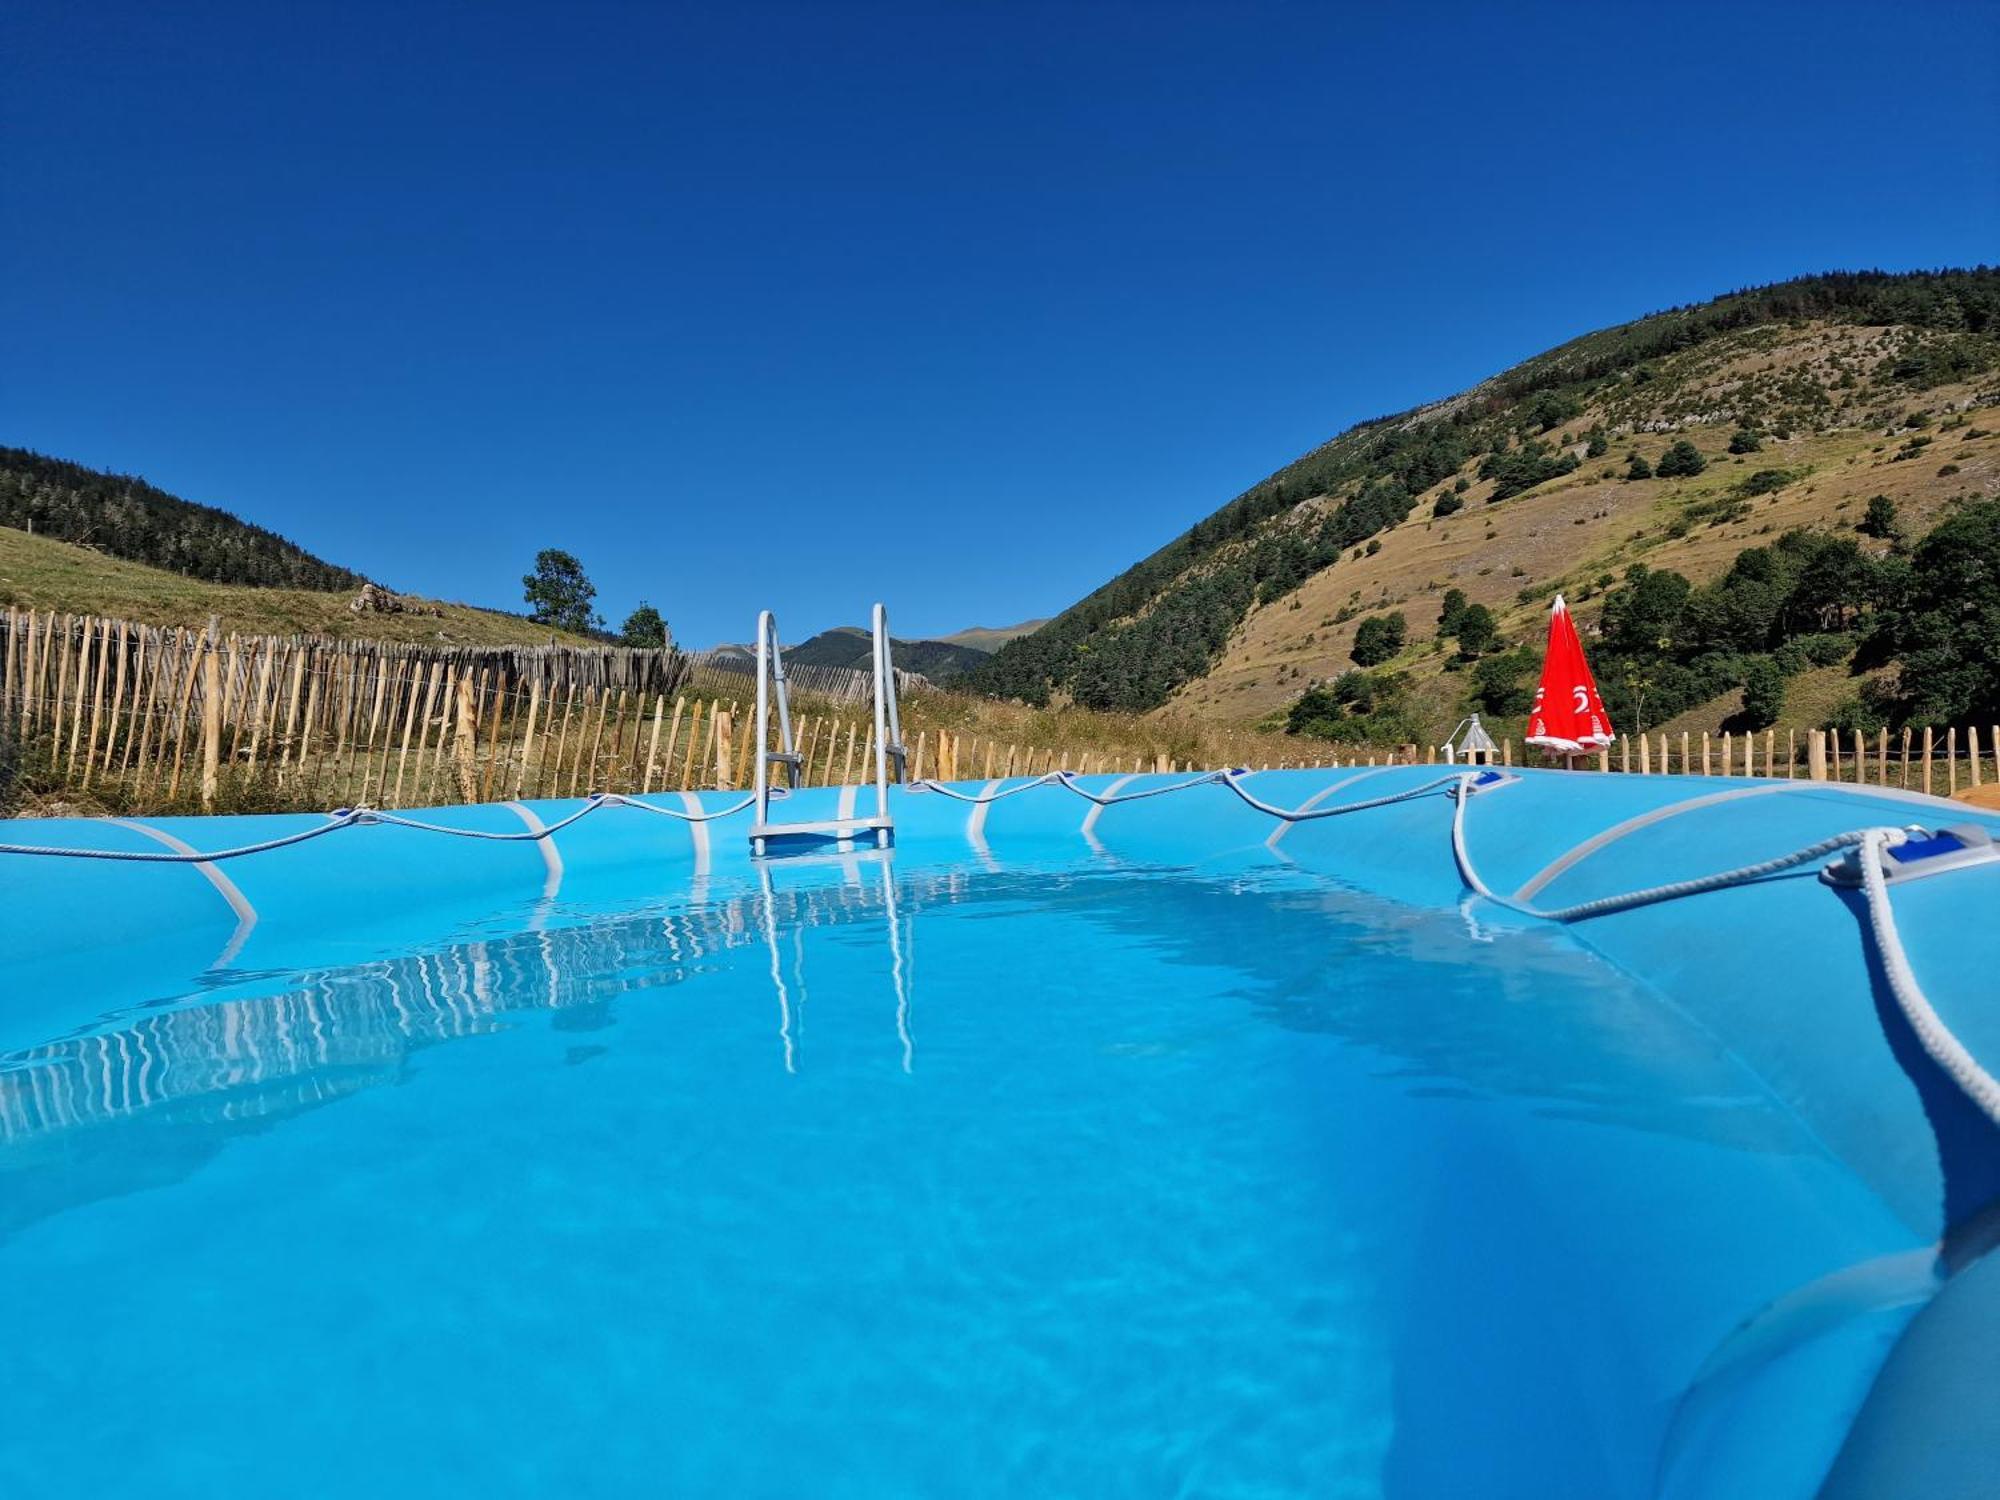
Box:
(0, 850, 1918, 1497)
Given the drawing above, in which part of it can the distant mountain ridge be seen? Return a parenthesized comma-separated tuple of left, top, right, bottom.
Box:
(0, 446, 366, 592)
(711, 622, 1025, 681)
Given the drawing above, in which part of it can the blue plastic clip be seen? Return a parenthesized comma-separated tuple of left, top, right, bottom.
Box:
(1821, 823, 2000, 888)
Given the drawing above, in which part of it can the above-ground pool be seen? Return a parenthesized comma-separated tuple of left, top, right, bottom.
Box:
(2, 767, 1996, 1497)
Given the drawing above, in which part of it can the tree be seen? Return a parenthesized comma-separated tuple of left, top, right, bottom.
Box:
(1866, 499, 2000, 724)
(1454, 603, 1499, 659)
(1433, 492, 1464, 519)
(1600, 564, 1692, 657)
(1625, 452, 1654, 480)
(1350, 612, 1407, 666)
(1471, 646, 1539, 715)
(1858, 494, 1902, 541)
(1655, 439, 1708, 478)
(1728, 428, 1763, 454)
(619, 601, 669, 648)
(1585, 427, 1610, 458)
(523, 548, 600, 633)
(1739, 656, 1785, 726)
(1437, 588, 1469, 635)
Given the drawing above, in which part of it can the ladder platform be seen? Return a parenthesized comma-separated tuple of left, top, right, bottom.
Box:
(751, 815, 894, 843)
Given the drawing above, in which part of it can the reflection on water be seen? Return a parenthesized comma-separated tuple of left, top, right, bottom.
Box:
(4, 853, 1815, 1236)
(0, 860, 943, 1235)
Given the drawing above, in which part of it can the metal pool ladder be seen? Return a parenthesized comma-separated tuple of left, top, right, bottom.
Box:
(750, 601, 906, 856)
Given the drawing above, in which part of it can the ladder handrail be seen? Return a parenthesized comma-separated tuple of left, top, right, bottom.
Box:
(753, 610, 803, 839)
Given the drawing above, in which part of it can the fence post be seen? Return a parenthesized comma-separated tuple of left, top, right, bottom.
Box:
(454, 674, 478, 802)
(1947, 727, 1958, 797)
(1807, 729, 1827, 782)
(714, 708, 734, 790)
(1922, 727, 1933, 796)
(1968, 725, 1983, 789)
(200, 618, 221, 810)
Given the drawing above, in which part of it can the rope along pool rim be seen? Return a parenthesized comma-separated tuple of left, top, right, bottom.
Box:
(2, 769, 1992, 1131)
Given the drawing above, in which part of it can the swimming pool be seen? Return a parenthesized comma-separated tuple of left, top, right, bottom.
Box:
(2, 767, 1995, 1497)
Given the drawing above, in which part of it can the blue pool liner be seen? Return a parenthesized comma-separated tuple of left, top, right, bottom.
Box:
(4, 763, 1998, 1494)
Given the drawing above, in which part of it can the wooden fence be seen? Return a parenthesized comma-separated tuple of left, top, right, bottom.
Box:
(1408, 725, 1999, 797)
(0, 608, 1137, 813)
(4, 607, 1994, 813)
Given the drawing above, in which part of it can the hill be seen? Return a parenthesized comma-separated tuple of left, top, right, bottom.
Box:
(782, 625, 992, 680)
(933, 619, 1047, 653)
(968, 268, 2000, 742)
(0, 525, 599, 646)
(1, 447, 366, 591)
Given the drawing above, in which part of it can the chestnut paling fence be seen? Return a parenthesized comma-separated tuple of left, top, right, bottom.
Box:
(0, 609, 1264, 814)
(1, 607, 1994, 815)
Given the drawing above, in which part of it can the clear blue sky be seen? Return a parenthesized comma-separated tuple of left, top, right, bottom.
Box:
(8, 2, 1997, 646)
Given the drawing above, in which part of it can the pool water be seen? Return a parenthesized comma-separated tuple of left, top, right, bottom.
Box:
(0, 848, 1919, 1498)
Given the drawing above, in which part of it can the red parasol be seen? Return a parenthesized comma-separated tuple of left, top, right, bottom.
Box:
(1525, 593, 1613, 754)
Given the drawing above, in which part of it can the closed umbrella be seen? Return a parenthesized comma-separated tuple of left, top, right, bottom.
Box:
(1525, 594, 1613, 762)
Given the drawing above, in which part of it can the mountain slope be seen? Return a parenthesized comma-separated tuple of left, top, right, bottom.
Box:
(967, 269, 2000, 731)
(0, 447, 366, 591)
(0, 525, 598, 645)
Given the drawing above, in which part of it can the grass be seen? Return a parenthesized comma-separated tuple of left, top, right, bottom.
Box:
(0, 525, 598, 646)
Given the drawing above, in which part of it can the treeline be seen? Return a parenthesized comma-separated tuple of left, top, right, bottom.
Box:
(968, 267, 2000, 712)
(0, 447, 366, 591)
(1547, 499, 2000, 732)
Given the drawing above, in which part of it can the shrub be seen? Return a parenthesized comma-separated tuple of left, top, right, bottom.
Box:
(1655, 439, 1708, 478)
(1858, 495, 1900, 540)
(1585, 427, 1610, 458)
(1738, 469, 1793, 496)
(1349, 612, 1408, 666)
(1728, 429, 1763, 453)
(1433, 493, 1464, 519)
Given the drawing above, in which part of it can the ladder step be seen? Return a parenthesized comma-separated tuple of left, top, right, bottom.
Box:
(751, 816, 893, 842)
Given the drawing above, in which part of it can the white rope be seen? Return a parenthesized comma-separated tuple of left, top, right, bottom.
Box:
(0, 809, 370, 862)
(1223, 771, 1468, 822)
(1859, 827, 2000, 1126)
(0, 791, 765, 861)
(910, 770, 1231, 805)
(1448, 774, 1897, 922)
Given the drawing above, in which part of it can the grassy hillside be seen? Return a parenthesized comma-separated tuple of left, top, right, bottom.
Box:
(968, 268, 2000, 742)
(0, 447, 365, 590)
(0, 525, 597, 646)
